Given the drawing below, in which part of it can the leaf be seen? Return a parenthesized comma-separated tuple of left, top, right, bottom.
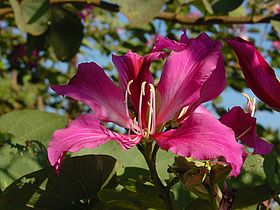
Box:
(0, 143, 43, 191)
(9, 0, 50, 36)
(271, 20, 280, 35)
(230, 154, 266, 188)
(0, 110, 67, 146)
(202, 0, 214, 14)
(98, 184, 166, 210)
(48, 6, 84, 61)
(185, 198, 211, 210)
(263, 152, 280, 190)
(111, 0, 165, 28)
(74, 141, 175, 180)
(212, 0, 244, 13)
(228, 5, 246, 17)
(232, 183, 273, 209)
(0, 155, 118, 210)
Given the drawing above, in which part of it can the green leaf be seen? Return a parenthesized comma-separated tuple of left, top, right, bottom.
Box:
(263, 152, 280, 190)
(271, 20, 280, 35)
(0, 144, 42, 191)
(202, 0, 214, 14)
(0, 155, 118, 210)
(212, 0, 244, 13)
(230, 154, 266, 188)
(9, 0, 50, 36)
(98, 184, 166, 210)
(232, 183, 273, 209)
(74, 141, 175, 180)
(0, 110, 67, 146)
(48, 6, 84, 61)
(228, 5, 246, 17)
(111, 0, 165, 28)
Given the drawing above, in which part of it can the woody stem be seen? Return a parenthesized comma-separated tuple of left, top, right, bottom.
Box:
(138, 141, 175, 210)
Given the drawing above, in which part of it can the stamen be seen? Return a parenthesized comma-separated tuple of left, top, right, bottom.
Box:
(138, 82, 147, 133)
(236, 125, 253, 139)
(178, 106, 188, 119)
(146, 84, 156, 138)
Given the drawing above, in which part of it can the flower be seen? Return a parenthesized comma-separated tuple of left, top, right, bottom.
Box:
(272, 41, 280, 51)
(226, 38, 280, 111)
(220, 106, 272, 155)
(48, 32, 246, 176)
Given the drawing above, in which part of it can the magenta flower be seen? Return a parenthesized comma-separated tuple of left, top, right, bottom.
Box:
(220, 106, 272, 155)
(226, 38, 280, 111)
(48, 32, 246, 176)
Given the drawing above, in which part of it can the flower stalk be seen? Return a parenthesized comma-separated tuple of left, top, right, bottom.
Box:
(138, 141, 176, 210)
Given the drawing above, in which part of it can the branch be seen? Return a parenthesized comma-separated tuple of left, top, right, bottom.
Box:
(1, 0, 280, 25)
(156, 12, 280, 25)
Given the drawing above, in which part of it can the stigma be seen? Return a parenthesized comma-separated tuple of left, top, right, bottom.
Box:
(125, 80, 156, 140)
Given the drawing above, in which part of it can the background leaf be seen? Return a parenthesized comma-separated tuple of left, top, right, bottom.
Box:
(9, 0, 50, 35)
(0, 110, 67, 146)
(111, 0, 165, 28)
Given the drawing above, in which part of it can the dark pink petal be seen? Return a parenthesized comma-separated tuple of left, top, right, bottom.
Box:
(156, 33, 223, 125)
(219, 106, 272, 155)
(226, 38, 280, 111)
(112, 51, 163, 91)
(48, 114, 141, 171)
(179, 54, 226, 120)
(152, 36, 187, 52)
(179, 30, 189, 44)
(153, 112, 246, 176)
(112, 51, 163, 126)
(51, 62, 129, 128)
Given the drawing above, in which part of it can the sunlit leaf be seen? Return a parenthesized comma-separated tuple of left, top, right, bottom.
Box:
(111, 0, 165, 28)
(0, 110, 67, 146)
(9, 0, 50, 36)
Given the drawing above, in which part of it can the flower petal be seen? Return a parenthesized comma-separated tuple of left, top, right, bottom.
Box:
(112, 51, 163, 91)
(48, 114, 141, 171)
(219, 106, 272, 155)
(112, 51, 164, 126)
(179, 54, 226, 120)
(156, 33, 223, 125)
(153, 111, 246, 176)
(226, 38, 280, 111)
(152, 36, 187, 52)
(51, 62, 129, 128)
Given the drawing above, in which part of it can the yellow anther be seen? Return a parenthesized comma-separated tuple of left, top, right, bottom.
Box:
(127, 80, 134, 95)
(141, 81, 147, 96)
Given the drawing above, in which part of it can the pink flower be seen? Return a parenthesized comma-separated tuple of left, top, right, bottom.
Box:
(272, 41, 280, 50)
(48, 32, 246, 176)
(219, 106, 272, 155)
(226, 37, 280, 111)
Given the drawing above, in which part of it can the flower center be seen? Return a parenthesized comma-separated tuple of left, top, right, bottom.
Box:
(125, 80, 156, 140)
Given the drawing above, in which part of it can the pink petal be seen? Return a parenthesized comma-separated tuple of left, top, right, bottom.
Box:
(51, 62, 129, 128)
(153, 112, 246, 177)
(219, 106, 272, 155)
(179, 30, 189, 44)
(179, 54, 226, 120)
(226, 38, 280, 111)
(152, 36, 187, 52)
(156, 33, 223, 125)
(48, 114, 141, 171)
(112, 51, 164, 126)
